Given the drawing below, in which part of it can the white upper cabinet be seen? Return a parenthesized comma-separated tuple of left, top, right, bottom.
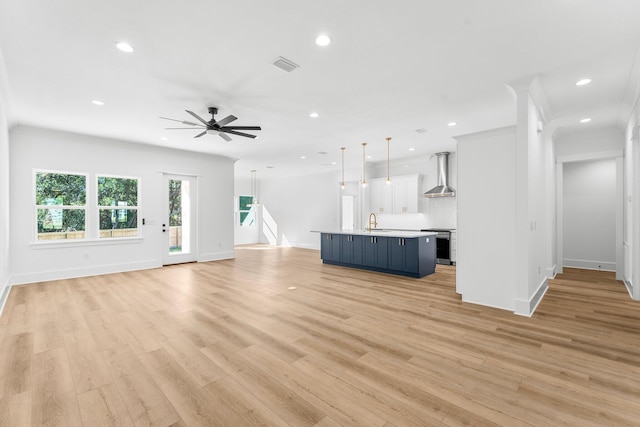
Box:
(392, 174, 420, 213)
(370, 178, 393, 213)
(369, 174, 421, 214)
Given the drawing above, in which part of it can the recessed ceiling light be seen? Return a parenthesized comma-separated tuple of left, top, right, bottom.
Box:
(408, 147, 416, 151)
(580, 118, 591, 123)
(160, 137, 168, 141)
(91, 100, 104, 106)
(116, 42, 134, 53)
(315, 34, 331, 46)
(576, 78, 591, 86)
(300, 156, 306, 159)
(309, 112, 319, 118)
(366, 155, 372, 159)
(447, 122, 457, 127)
(331, 162, 337, 165)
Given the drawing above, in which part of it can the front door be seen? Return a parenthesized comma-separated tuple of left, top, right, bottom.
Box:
(163, 174, 197, 265)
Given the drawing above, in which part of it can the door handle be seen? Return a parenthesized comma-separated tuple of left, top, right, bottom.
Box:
(162, 223, 166, 233)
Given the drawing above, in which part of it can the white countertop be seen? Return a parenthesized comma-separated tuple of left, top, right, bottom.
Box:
(311, 229, 437, 238)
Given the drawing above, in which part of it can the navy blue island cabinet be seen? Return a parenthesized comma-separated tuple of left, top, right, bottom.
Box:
(316, 231, 436, 278)
(320, 233, 341, 263)
(363, 235, 388, 269)
(340, 234, 363, 265)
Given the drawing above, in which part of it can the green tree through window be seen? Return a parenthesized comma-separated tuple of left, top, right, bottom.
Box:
(239, 195, 254, 226)
(35, 172, 86, 240)
(169, 179, 182, 227)
(98, 176, 139, 238)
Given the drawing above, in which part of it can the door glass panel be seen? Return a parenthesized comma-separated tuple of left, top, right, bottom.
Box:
(168, 179, 191, 254)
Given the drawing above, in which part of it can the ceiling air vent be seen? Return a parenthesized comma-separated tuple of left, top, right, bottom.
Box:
(272, 56, 300, 72)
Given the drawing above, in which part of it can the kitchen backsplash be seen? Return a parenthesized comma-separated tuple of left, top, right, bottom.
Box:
(375, 196, 457, 230)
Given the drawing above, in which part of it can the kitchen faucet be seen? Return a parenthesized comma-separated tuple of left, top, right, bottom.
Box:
(367, 212, 378, 231)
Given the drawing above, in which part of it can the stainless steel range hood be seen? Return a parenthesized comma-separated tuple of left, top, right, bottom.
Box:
(424, 152, 456, 198)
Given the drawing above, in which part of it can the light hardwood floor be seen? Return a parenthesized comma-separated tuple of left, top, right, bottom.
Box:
(1, 245, 639, 426)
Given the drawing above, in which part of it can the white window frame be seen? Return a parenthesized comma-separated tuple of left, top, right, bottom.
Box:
(31, 169, 142, 246)
(238, 195, 255, 227)
(96, 173, 141, 239)
(33, 169, 88, 242)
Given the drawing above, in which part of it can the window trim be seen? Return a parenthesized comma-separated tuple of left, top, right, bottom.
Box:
(33, 169, 88, 242)
(96, 173, 141, 239)
(238, 194, 255, 227)
(32, 169, 142, 245)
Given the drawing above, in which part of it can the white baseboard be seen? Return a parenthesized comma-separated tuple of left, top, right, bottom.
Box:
(563, 259, 615, 272)
(8, 260, 161, 286)
(624, 279, 636, 300)
(199, 251, 235, 262)
(0, 284, 11, 317)
(460, 295, 514, 313)
(546, 264, 557, 279)
(514, 277, 549, 317)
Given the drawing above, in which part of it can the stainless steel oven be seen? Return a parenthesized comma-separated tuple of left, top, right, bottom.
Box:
(421, 229, 451, 265)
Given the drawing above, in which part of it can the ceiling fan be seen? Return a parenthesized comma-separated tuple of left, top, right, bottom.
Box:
(160, 107, 261, 141)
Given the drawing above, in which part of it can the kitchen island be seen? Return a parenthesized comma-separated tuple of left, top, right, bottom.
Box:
(312, 230, 437, 278)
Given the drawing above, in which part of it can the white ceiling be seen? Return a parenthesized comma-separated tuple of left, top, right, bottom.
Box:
(1, 1, 639, 178)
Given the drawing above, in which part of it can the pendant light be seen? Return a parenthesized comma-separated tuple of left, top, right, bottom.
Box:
(340, 147, 346, 189)
(386, 137, 392, 185)
(250, 169, 260, 206)
(361, 142, 368, 187)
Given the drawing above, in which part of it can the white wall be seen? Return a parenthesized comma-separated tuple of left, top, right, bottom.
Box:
(555, 127, 624, 157)
(562, 159, 616, 270)
(0, 57, 10, 310)
(455, 82, 555, 316)
(456, 127, 517, 311)
(523, 93, 548, 308)
(258, 170, 341, 249)
(624, 110, 640, 300)
(9, 125, 236, 285)
(234, 176, 260, 245)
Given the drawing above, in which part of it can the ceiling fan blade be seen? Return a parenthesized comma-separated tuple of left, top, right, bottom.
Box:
(165, 127, 206, 130)
(222, 125, 261, 131)
(159, 116, 202, 127)
(222, 129, 258, 139)
(194, 130, 207, 138)
(185, 110, 211, 127)
(219, 132, 232, 142)
(215, 115, 237, 127)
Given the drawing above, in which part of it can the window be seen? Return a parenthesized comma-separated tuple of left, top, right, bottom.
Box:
(238, 195, 255, 226)
(35, 171, 87, 240)
(98, 176, 139, 238)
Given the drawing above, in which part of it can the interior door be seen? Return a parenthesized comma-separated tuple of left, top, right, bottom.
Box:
(163, 174, 197, 265)
(341, 195, 355, 230)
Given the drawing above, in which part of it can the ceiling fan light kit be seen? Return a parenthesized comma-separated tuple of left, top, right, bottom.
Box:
(160, 107, 261, 141)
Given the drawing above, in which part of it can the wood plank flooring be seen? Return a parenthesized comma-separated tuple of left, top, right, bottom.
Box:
(1, 245, 639, 426)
